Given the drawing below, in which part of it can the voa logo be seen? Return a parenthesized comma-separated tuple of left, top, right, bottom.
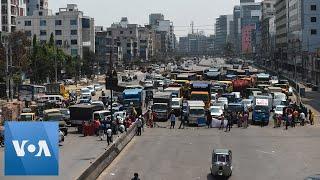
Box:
(5, 122, 59, 176)
(12, 140, 51, 157)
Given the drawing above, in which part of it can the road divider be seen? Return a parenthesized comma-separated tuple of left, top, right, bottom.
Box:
(77, 124, 137, 180)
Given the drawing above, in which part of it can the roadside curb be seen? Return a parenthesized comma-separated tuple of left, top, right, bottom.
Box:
(77, 124, 137, 180)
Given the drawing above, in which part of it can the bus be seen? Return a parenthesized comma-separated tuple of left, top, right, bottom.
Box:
(18, 84, 46, 101)
(256, 73, 270, 85)
(190, 91, 210, 108)
(177, 73, 197, 81)
(218, 81, 233, 93)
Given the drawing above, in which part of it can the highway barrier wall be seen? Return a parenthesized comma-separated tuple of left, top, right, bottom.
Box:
(77, 124, 137, 180)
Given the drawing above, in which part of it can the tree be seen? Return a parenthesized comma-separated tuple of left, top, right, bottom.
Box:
(82, 50, 96, 79)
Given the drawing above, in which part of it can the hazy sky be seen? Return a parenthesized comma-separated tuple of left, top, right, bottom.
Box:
(50, 0, 260, 37)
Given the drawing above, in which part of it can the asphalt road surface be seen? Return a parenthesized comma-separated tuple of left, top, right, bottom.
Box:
(98, 124, 320, 180)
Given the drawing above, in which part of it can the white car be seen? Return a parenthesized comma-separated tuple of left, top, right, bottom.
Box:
(80, 88, 91, 96)
(217, 97, 228, 109)
(86, 85, 96, 96)
(80, 78, 88, 84)
(274, 105, 286, 116)
(94, 84, 103, 91)
(210, 106, 224, 119)
(91, 101, 105, 108)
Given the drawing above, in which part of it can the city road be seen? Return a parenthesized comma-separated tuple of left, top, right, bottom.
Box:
(98, 124, 320, 180)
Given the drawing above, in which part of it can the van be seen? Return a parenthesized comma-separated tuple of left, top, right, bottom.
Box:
(39, 95, 64, 105)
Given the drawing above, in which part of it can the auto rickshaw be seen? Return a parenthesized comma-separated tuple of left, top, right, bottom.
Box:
(211, 149, 233, 177)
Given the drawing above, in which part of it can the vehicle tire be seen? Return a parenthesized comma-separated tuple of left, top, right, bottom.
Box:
(64, 129, 68, 136)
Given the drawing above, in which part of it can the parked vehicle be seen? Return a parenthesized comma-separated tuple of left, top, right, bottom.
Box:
(211, 149, 233, 177)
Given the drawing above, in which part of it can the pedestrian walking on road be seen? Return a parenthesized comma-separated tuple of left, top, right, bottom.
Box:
(225, 117, 232, 132)
(131, 173, 141, 180)
(309, 110, 314, 125)
(219, 115, 225, 130)
(300, 111, 306, 126)
(170, 111, 176, 129)
(179, 113, 186, 129)
(243, 112, 248, 128)
(106, 128, 113, 145)
(136, 118, 142, 136)
(207, 111, 212, 128)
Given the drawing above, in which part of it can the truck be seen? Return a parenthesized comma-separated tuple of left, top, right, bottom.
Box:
(69, 104, 104, 132)
(152, 92, 172, 121)
(187, 100, 206, 126)
(122, 88, 143, 115)
(252, 94, 273, 125)
(164, 87, 182, 98)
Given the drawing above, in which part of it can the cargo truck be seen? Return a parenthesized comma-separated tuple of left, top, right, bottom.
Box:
(152, 92, 172, 121)
(252, 94, 273, 125)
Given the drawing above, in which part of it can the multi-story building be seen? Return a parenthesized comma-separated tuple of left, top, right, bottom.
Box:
(214, 15, 233, 55)
(149, 13, 164, 27)
(26, 0, 48, 16)
(261, 0, 276, 66)
(178, 33, 213, 55)
(1, 0, 26, 32)
(149, 13, 176, 53)
(16, 4, 95, 58)
(275, 0, 288, 69)
(233, 6, 241, 55)
(240, 0, 261, 55)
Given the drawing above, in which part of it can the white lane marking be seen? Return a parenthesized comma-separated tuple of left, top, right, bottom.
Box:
(256, 150, 274, 155)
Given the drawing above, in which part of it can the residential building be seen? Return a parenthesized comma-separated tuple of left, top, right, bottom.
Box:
(240, 0, 261, 55)
(275, 0, 288, 69)
(214, 15, 233, 55)
(16, 4, 95, 58)
(149, 13, 164, 27)
(178, 33, 213, 55)
(261, 0, 276, 66)
(233, 6, 241, 55)
(1, 0, 27, 32)
(26, 0, 49, 16)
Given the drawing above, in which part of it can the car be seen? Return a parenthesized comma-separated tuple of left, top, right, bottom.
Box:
(81, 88, 91, 96)
(91, 100, 105, 109)
(80, 78, 88, 84)
(110, 102, 124, 112)
(64, 79, 75, 85)
(304, 174, 320, 180)
(94, 84, 103, 91)
(87, 85, 96, 96)
(274, 105, 286, 116)
(210, 106, 224, 119)
(58, 108, 71, 125)
(217, 97, 228, 109)
(79, 98, 91, 104)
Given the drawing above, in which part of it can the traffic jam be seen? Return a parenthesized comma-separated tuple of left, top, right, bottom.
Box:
(0, 58, 312, 148)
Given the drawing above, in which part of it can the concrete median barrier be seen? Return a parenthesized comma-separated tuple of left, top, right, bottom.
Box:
(77, 124, 137, 180)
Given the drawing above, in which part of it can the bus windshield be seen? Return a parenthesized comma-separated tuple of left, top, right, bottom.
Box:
(191, 94, 209, 101)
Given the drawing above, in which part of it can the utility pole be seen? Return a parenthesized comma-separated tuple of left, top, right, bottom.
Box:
(109, 38, 113, 122)
(55, 46, 58, 83)
(9, 44, 13, 101)
(5, 37, 9, 102)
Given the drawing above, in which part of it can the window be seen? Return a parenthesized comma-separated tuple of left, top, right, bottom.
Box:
(120, 31, 124, 34)
(311, 5, 317, 11)
(55, 20, 62, 26)
(25, 31, 32, 37)
(38, 11, 43, 16)
(311, 29, 317, 35)
(71, 49, 78, 56)
(55, 30, 62, 35)
(311, 17, 317, 22)
(70, 19, 77, 25)
(71, 39, 78, 45)
(24, 20, 31, 26)
(56, 40, 62, 46)
(70, 30, 77, 35)
(130, 31, 133, 34)
(40, 30, 46, 36)
(40, 20, 46, 26)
